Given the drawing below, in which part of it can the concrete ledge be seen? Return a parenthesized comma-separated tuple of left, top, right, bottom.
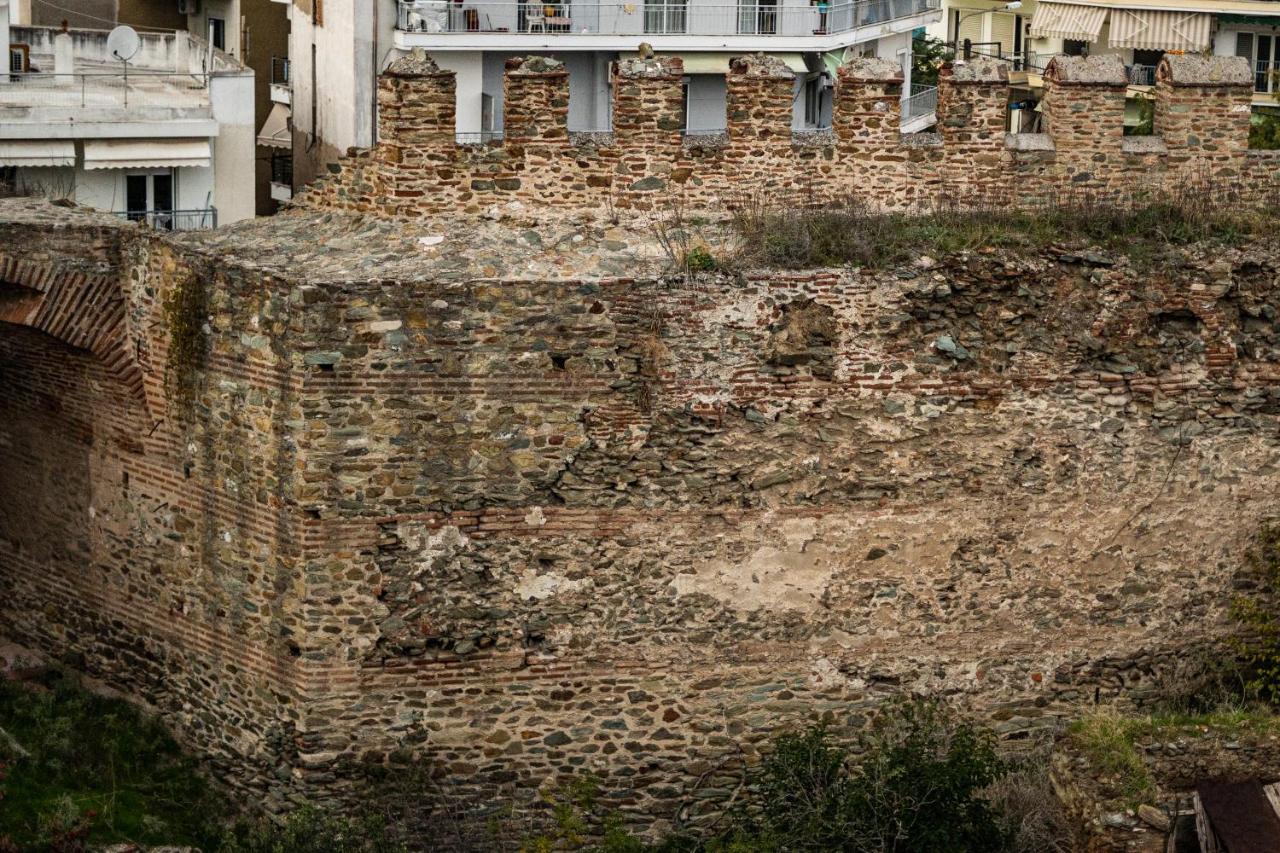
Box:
(1044, 54, 1126, 87)
(1157, 54, 1252, 88)
(1005, 132, 1054, 152)
(1122, 136, 1168, 155)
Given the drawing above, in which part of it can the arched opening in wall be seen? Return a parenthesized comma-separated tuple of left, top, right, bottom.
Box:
(0, 317, 149, 663)
(0, 322, 99, 640)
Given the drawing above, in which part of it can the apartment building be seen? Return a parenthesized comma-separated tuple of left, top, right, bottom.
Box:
(0, 5, 256, 227)
(930, 0, 1280, 110)
(282, 0, 943, 190)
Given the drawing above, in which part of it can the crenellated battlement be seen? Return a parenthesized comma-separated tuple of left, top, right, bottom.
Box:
(299, 50, 1278, 219)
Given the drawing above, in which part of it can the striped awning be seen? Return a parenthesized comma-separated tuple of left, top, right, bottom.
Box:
(83, 139, 212, 170)
(1029, 1, 1107, 40)
(1108, 8, 1211, 50)
(0, 141, 75, 167)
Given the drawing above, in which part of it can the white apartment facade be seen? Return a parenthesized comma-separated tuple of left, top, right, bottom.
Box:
(929, 0, 1280, 105)
(282, 0, 942, 188)
(0, 5, 256, 227)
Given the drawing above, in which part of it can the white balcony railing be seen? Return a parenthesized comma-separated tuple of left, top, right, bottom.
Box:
(903, 82, 936, 121)
(0, 72, 211, 110)
(398, 0, 939, 37)
(113, 208, 218, 231)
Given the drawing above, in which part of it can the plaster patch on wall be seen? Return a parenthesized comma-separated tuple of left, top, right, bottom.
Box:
(515, 569, 589, 601)
(670, 517, 834, 612)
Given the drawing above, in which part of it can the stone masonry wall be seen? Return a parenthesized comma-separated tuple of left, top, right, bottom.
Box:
(299, 52, 1279, 218)
(8, 198, 1280, 833)
(0, 208, 308, 811)
(275, 240, 1280, 830)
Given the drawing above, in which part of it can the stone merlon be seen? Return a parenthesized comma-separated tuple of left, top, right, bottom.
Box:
(506, 55, 567, 75)
(1044, 54, 1127, 87)
(837, 56, 904, 85)
(385, 46, 444, 77)
(729, 52, 796, 79)
(942, 55, 1009, 84)
(1157, 54, 1253, 88)
(616, 55, 683, 78)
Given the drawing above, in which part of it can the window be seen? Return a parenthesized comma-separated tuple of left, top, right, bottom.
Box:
(9, 44, 28, 73)
(1236, 32, 1280, 93)
(208, 16, 225, 51)
(1063, 39, 1087, 56)
(738, 0, 778, 35)
(644, 0, 687, 34)
(804, 76, 821, 127)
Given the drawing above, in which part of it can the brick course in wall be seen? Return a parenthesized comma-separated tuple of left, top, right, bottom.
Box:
(298, 52, 1279, 219)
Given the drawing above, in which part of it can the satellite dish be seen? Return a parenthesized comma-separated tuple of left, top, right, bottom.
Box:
(106, 26, 141, 63)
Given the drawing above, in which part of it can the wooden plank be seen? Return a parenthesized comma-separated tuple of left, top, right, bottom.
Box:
(1196, 780, 1280, 853)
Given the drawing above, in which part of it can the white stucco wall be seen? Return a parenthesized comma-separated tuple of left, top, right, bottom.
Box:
(290, 1, 377, 153)
(210, 70, 255, 223)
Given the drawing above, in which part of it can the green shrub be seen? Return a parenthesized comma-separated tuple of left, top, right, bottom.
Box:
(683, 245, 718, 273)
(1249, 110, 1280, 150)
(0, 669, 229, 851)
(219, 805, 406, 853)
(1231, 522, 1280, 703)
(732, 184, 1276, 271)
(725, 700, 1007, 852)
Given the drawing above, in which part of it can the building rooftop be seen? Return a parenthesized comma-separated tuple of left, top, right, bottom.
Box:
(0, 27, 248, 136)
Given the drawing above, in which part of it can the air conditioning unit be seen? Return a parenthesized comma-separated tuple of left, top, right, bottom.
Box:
(177, 0, 201, 14)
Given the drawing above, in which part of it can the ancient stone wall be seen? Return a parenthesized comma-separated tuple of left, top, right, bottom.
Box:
(299, 52, 1279, 218)
(0, 208, 307, 810)
(7, 201, 1280, 831)
(274, 245, 1280, 829)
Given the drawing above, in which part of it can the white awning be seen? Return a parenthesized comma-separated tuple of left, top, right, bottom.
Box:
(0, 141, 75, 167)
(256, 103, 292, 149)
(82, 139, 212, 170)
(1029, 1, 1108, 40)
(1108, 8, 1211, 50)
(620, 52, 808, 75)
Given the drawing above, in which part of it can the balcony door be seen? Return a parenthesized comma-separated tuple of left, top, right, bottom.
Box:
(644, 0, 687, 34)
(738, 0, 778, 35)
(125, 172, 175, 229)
(1237, 32, 1279, 94)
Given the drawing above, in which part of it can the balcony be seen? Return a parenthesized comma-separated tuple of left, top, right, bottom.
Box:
(271, 56, 291, 105)
(395, 0, 940, 49)
(112, 208, 218, 231)
(901, 81, 936, 133)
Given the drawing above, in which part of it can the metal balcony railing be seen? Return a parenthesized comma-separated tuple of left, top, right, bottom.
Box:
(114, 208, 218, 231)
(271, 56, 290, 87)
(949, 42, 1045, 72)
(903, 82, 937, 121)
(397, 0, 939, 37)
(1255, 59, 1280, 94)
(1128, 64, 1156, 86)
(0, 72, 210, 109)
